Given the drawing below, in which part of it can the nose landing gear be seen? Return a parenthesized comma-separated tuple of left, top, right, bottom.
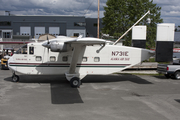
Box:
(12, 72, 19, 82)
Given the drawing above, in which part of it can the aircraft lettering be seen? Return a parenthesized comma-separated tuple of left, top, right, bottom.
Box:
(16, 58, 27, 61)
(111, 57, 130, 61)
(112, 51, 129, 56)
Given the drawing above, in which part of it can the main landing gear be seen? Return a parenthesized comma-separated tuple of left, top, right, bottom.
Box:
(65, 73, 82, 88)
(12, 72, 19, 82)
(70, 77, 81, 88)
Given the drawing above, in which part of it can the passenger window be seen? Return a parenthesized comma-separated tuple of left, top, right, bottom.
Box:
(15, 45, 27, 54)
(36, 56, 42, 61)
(50, 56, 56, 62)
(29, 47, 34, 54)
(82, 57, 87, 62)
(62, 56, 68, 62)
(94, 57, 100, 62)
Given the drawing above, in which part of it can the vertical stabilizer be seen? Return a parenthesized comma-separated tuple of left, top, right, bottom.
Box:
(155, 23, 175, 62)
(132, 25, 147, 48)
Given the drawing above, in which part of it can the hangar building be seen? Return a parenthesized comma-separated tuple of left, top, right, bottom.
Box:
(0, 11, 103, 40)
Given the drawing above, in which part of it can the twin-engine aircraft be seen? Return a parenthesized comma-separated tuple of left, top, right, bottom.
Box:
(8, 35, 154, 87)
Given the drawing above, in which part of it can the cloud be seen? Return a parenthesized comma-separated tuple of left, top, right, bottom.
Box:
(0, 0, 180, 25)
(0, 0, 107, 16)
(153, 0, 180, 25)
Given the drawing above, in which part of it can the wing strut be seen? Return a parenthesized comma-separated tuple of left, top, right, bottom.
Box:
(69, 44, 84, 74)
(65, 44, 86, 81)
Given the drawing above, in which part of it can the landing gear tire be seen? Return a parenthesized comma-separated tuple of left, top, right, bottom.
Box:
(70, 77, 80, 88)
(12, 75, 19, 82)
(175, 71, 180, 80)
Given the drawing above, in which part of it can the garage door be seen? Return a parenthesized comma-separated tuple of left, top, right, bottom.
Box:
(34, 27, 45, 38)
(20, 27, 31, 36)
(49, 27, 60, 36)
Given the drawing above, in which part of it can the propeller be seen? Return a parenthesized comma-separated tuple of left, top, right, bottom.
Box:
(42, 35, 50, 48)
(47, 35, 50, 62)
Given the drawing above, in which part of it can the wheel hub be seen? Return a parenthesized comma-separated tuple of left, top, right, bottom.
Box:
(13, 77, 17, 81)
(73, 80, 78, 86)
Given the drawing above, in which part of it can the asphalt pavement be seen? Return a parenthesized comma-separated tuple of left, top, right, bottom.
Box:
(1, 69, 180, 120)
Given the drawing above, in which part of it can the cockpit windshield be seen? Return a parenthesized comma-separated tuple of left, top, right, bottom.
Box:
(15, 45, 27, 54)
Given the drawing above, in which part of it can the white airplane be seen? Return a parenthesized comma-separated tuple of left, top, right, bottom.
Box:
(7, 35, 154, 87)
(7, 11, 159, 88)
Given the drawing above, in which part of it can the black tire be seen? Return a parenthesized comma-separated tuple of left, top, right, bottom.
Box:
(12, 75, 19, 82)
(70, 77, 80, 88)
(174, 71, 180, 80)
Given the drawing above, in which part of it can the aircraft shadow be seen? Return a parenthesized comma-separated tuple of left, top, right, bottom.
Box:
(4, 75, 84, 104)
(82, 74, 153, 84)
(4, 74, 152, 104)
(50, 83, 83, 104)
(175, 99, 180, 103)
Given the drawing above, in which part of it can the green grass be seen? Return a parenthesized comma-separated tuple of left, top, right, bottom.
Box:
(143, 57, 170, 64)
(114, 72, 164, 76)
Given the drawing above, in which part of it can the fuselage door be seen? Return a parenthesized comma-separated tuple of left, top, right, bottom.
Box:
(28, 45, 35, 63)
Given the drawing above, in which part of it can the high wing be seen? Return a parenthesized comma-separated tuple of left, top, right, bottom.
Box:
(65, 37, 106, 76)
(65, 37, 106, 45)
(41, 36, 107, 81)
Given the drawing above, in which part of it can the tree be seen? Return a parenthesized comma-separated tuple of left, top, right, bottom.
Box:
(102, 0, 163, 48)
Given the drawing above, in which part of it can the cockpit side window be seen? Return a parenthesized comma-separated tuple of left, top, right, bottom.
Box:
(29, 47, 34, 55)
(15, 45, 27, 54)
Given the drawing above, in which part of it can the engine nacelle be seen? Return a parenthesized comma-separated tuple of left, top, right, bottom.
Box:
(50, 42, 67, 52)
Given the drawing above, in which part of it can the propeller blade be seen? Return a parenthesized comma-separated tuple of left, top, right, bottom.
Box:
(47, 35, 50, 44)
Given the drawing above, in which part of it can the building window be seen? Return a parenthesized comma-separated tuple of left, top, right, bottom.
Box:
(74, 22, 86, 27)
(0, 21, 11, 26)
(50, 56, 56, 62)
(29, 47, 34, 55)
(62, 56, 68, 62)
(82, 57, 87, 62)
(36, 56, 42, 61)
(3, 32, 11, 38)
(74, 33, 79, 37)
(94, 57, 100, 62)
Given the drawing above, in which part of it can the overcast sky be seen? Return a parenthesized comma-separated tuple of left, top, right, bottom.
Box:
(0, 0, 180, 26)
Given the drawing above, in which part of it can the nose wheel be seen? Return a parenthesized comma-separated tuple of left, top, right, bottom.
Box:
(12, 73, 19, 82)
